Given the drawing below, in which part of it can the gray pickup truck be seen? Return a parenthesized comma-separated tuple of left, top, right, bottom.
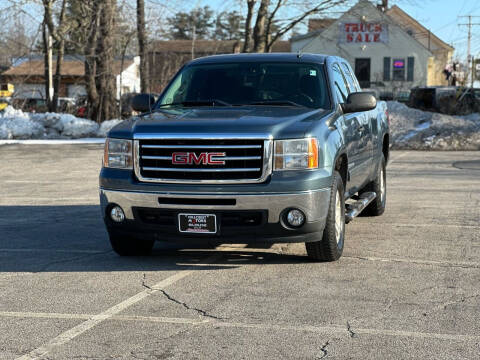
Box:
(100, 53, 389, 261)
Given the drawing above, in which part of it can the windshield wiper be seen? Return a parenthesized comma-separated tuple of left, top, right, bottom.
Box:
(247, 100, 304, 107)
(157, 99, 231, 108)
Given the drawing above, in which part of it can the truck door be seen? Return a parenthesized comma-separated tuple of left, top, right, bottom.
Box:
(342, 62, 374, 187)
(332, 63, 371, 193)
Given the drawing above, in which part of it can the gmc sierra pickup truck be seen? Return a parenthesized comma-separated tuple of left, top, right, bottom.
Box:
(100, 53, 389, 261)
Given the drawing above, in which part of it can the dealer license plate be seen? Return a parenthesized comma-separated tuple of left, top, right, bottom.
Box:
(178, 213, 217, 234)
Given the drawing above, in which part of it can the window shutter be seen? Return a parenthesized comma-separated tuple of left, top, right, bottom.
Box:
(407, 57, 415, 81)
(383, 57, 391, 81)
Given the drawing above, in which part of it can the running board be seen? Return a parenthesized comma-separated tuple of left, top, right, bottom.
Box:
(345, 192, 376, 224)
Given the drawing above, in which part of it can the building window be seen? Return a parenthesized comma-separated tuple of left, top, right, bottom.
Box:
(392, 58, 406, 81)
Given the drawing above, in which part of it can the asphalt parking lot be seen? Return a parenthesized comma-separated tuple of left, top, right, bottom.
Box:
(0, 144, 479, 359)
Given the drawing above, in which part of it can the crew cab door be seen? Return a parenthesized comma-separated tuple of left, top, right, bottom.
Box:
(331, 63, 372, 193)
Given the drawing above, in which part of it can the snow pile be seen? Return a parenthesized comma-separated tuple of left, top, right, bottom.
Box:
(0, 106, 122, 139)
(387, 101, 480, 150)
(97, 119, 123, 137)
(0, 107, 44, 139)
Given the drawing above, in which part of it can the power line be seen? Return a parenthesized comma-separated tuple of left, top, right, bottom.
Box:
(458, 15, 480, 86)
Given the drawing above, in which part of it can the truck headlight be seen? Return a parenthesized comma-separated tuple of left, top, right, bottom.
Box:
(274, 138, 318, 171)
(103, 138, 133, 169)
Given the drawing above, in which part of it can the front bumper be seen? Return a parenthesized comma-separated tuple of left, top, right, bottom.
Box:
(100, 188, 331, 243)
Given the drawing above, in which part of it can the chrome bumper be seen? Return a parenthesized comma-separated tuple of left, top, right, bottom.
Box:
(100, 188, 331, 224)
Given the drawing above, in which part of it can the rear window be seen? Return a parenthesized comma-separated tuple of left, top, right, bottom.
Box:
(159, 62, 331, 109)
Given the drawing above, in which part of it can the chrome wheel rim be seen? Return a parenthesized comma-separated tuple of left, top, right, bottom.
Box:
(334, 190, 343, 245)
(380, 168, 386, 204)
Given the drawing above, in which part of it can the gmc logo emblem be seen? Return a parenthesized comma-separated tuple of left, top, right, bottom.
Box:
(172, 152, 226, 165)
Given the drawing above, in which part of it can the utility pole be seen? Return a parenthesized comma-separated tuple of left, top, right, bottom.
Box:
(459, 15, 480, 87)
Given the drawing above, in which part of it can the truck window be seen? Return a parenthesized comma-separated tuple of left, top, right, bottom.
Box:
(158, 62, 331, 109)
(341, 63, 359, 92)
(331, 63, 349, 104)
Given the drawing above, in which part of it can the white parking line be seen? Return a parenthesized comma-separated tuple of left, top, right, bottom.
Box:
(3, 311, 479, 343)
(0, 249, 105, 254)
(15, 253, 222, 360)
(344, 255, 480, 269)
(388, 151, 408, 164)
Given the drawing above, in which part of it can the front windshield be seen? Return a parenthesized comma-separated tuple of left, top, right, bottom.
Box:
(158, 62, 330, 109)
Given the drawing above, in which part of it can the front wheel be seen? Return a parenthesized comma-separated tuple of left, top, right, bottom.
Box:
(305, 171, 345, 262)
(109, 233, 154, 256)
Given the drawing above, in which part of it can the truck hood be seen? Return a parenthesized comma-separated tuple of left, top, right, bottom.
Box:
(109, 106, 332, 139)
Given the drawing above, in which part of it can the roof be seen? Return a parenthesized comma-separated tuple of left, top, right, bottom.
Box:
(3, 58, 135, 77)
(187, 53, 327, 65)
(150, 40, 291, 54)
(291, 0, 446, 55)
(308, 18, 336, 32)
(386, 5, 454, 51)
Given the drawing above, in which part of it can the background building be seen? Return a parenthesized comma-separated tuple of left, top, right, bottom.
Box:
(1, 56, 140, 100)
(291, 0, 453, 97)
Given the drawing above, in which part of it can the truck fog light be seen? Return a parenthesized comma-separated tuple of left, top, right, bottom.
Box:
(110, 206, 125, 223)
(286, 209, 305, 227)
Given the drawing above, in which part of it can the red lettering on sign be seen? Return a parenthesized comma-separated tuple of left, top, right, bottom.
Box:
(373, 33, 380, 42)
(346, 33, 354, 42)
(356, 33, 363, 42)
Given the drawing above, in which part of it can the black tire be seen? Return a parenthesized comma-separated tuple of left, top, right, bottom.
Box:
(109, 233, 154, 256)
(305, 171, 345, 262)
(362, 154, 387, 216)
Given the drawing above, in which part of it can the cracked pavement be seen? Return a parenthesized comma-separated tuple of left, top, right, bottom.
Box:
(0, 145, 479, 359)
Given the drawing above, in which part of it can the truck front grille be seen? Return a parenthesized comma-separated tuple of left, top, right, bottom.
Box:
(134, 138, 272, 184)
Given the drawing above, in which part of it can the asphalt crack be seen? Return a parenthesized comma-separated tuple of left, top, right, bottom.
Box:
(346, 321, 356, 338)
(142, 273, 224, 320)
(317, 340, 330, 359)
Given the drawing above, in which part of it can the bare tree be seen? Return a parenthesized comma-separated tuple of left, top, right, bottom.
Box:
(252, 0, 269, 52)
(84, 0, 100, 121)
(244, 0, 350, 53)
(137, 0, 149, 93)
(43, 0, 68, 112)
(242, 0, 256, 52)
(96, 0, 119, 121)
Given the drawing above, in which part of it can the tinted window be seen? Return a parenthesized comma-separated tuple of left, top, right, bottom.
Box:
(331, 63, 349, 104)
(159, 62, 331, 109)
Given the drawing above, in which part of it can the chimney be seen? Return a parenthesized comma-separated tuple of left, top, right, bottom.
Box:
(377, 0, 388, 12)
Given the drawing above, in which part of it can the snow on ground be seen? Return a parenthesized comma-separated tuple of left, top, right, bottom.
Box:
(0, 104, 479, 150)
(0, 106, 120, 140)
(387, 101, 480, 150)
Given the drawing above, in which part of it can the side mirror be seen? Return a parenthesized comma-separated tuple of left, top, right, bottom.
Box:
(342, 92, 377, 114)
(131, 94, 156, 113)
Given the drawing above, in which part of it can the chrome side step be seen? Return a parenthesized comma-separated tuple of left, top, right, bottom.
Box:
(345, 192, 376, 224)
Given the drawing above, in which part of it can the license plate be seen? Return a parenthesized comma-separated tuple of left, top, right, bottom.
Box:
(178, 213, 217, 234)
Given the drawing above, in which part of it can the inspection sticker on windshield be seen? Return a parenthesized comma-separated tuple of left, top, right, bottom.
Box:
(178, 213, 217, 234)
(310, 70, 317, 76)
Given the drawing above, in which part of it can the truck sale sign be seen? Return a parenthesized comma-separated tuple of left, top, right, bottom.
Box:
(338, 22, 389, 44)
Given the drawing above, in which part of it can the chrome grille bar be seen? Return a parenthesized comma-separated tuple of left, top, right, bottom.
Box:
(141, 144, 262, 149)
(142, 167, 261, 172)
(141, 155, 262, 161)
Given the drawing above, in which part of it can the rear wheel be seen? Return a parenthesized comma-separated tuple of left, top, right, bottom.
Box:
(305, 171, 345, 262)
(362, 154, 387, 216)
(109, 233, 154, 256)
